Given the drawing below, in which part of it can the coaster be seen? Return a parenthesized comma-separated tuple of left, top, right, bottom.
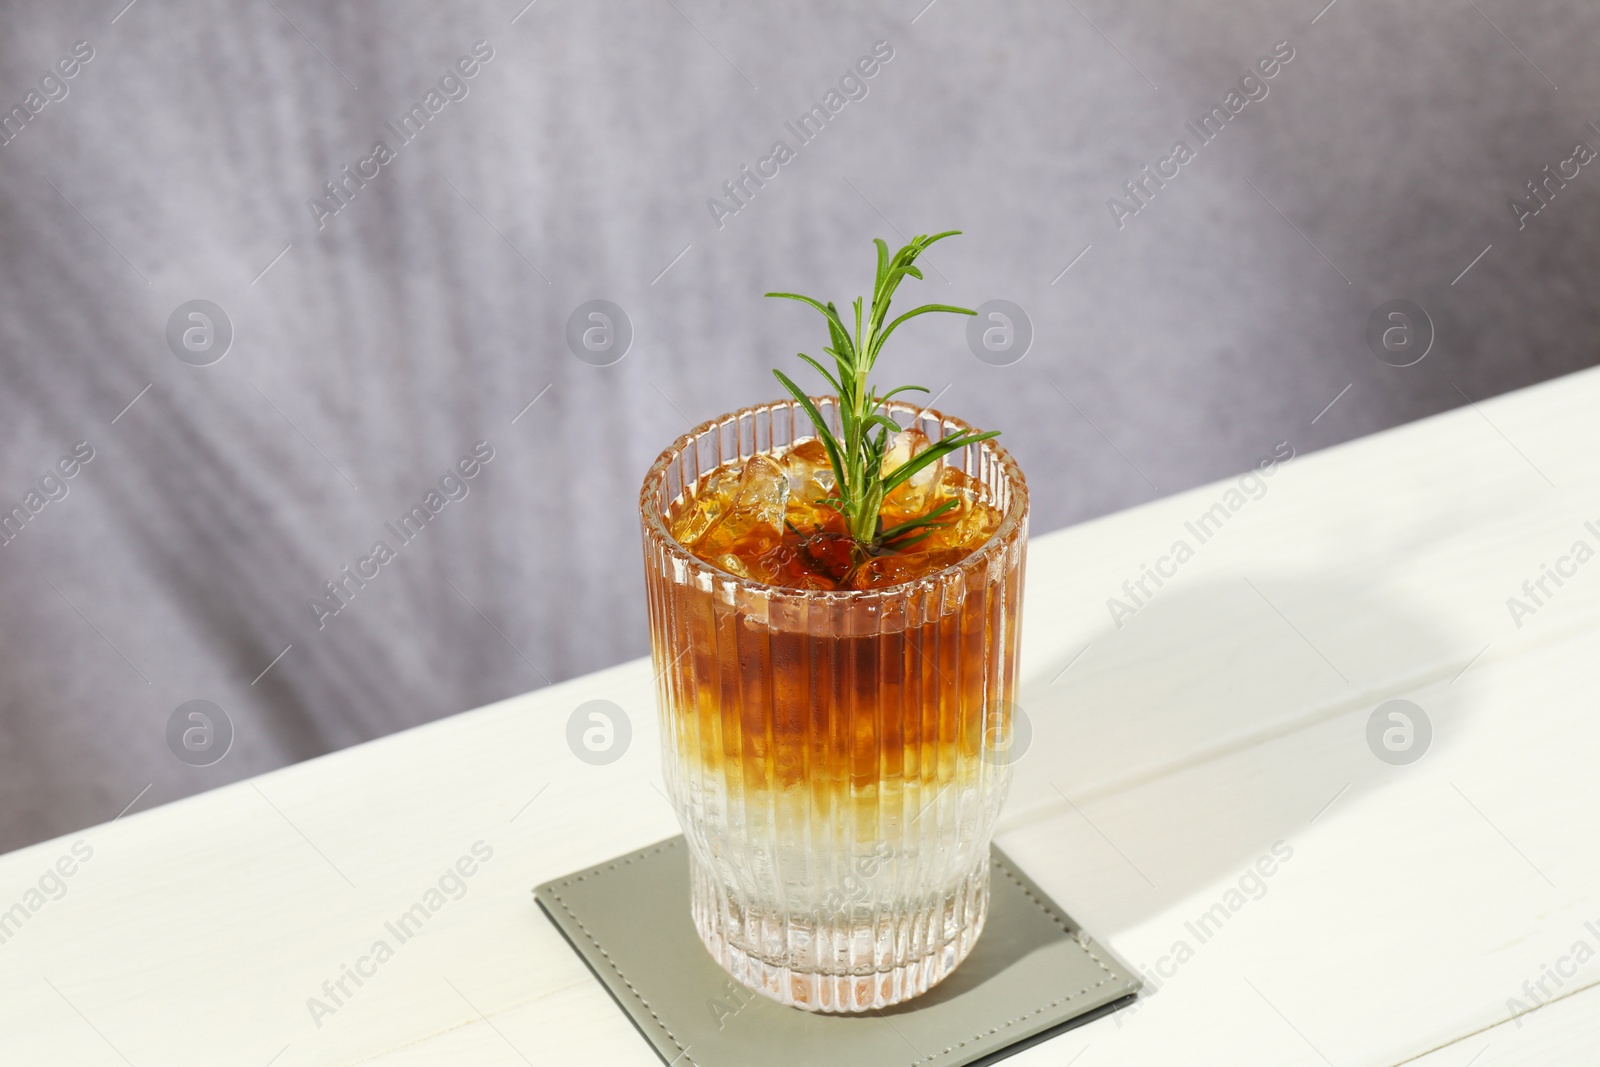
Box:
(535, 837, 1139, 1067)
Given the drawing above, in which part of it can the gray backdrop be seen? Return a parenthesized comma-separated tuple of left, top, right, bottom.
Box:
(2, 0, 1597, 853)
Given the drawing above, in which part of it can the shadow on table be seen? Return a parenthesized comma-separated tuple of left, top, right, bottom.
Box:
(1000, 569, 1474, 942)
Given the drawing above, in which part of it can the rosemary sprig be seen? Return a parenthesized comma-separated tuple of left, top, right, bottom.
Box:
(767, 231, 999, 554)
(876, 498, 960, 547)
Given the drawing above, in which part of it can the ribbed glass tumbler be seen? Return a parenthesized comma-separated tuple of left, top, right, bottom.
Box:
(639, 398, 1028, 1013)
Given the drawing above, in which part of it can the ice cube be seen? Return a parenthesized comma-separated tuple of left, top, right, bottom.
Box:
(881, 427, 939, 512)
(880, 427, 927, 473)
(693, 454, 791, 578)
(672, 465, 740, 547)
(731, 453, 789, 530)
(940, 467, 1002, 548)
(783, 437, 836, 504)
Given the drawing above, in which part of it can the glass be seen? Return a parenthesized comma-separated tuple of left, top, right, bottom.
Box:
(639, 397, 1028, 1012)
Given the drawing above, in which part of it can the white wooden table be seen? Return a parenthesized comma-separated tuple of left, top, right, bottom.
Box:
(5, 368, 1600, 1066)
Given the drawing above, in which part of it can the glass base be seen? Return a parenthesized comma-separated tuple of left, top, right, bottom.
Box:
(689, 850, 991, 1013)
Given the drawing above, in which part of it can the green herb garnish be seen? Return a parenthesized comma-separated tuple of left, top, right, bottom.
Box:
(767, 231, 999, 558)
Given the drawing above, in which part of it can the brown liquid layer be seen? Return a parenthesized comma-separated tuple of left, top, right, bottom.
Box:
(653, 436, 1022, 798)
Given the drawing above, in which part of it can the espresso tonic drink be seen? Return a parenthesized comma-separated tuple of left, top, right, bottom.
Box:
(640, 398, 1027, 1012)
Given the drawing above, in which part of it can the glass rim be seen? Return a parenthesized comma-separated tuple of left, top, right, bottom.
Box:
(639, 397, 1029, 601)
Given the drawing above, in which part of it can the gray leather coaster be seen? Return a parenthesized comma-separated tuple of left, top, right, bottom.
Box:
(535, 837, 1139, 1067)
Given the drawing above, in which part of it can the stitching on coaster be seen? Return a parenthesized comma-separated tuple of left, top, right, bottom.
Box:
(543, 840, 699, 1067)
(896, 856, 1126, 1067)
(545, 840, 1132, 1067)
(547, 837, 679, 892)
